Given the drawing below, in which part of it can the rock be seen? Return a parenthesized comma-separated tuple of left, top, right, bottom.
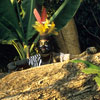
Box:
(0, 53, 100, 100)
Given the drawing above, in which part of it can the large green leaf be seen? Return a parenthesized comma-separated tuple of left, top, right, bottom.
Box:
(22, 0, 37, 41)
(82, 68, 100, 74)
(36, 0, 44, 5)
(50, 0, 81, 31)
(0, 0, 24, 42)
(0, 22, 16, 41)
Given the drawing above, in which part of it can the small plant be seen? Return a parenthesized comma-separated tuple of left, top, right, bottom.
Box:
(71, 60, 100, 87)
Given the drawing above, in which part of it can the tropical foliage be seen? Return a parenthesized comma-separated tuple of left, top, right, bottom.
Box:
(71, 60, 100, 87)
(0, 0, 81, 59)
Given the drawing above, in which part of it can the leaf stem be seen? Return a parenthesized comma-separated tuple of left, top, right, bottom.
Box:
(50, 0, 69, 22)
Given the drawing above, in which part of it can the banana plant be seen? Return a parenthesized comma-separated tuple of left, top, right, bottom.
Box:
(0, 0, 37, 59)
(0, 0, 81, 60)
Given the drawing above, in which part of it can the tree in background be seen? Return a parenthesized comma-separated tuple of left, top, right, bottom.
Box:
(57, 18, 80, 54)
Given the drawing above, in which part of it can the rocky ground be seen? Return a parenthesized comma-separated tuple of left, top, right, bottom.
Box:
(0, 53, 100, 100)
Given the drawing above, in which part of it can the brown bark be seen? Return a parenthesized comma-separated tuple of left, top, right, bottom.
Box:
(56, 18, 80, 55)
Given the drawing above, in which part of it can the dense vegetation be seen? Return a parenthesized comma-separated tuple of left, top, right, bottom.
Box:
(0, 0, 80, 72)
(75, 0, 100, 51)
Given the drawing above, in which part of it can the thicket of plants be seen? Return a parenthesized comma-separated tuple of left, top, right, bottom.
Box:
(0, 0, 80, 72)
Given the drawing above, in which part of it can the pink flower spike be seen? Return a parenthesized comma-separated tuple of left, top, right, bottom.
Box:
(33, 8, 42, 23)
(41, 7, 47, 22)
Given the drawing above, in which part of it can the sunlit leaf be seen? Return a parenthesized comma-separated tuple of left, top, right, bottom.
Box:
(82, 68, 100, 74)
(71, 59, 100, 87)
(94, 76, 100, 87)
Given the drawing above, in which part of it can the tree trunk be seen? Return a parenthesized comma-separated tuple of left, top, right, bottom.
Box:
(56, 18, 80, 55)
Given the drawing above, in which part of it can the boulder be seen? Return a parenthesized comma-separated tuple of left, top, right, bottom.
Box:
(0, 53, 100, 100)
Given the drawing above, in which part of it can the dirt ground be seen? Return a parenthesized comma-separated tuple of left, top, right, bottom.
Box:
(0, 53, 100, 100)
